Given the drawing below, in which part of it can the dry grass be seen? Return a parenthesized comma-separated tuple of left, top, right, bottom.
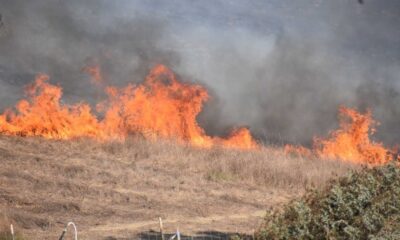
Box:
(0, 214, 9, 233)
(1, 135, 354, 190)
(0, 135, 356, 239)
(97, 137, 356, 191)
(0, 214, 23, 240)
(191, 146, 355, 190)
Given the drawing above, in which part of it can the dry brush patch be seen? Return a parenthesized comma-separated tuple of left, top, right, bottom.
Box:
(0, 214, 24, 240)
(198, 146, 356, 190)
(0, 136, 356, 239)
(94, 136, 357, 191)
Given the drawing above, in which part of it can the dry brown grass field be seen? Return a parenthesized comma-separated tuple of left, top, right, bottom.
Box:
(0, 136, 356, 239)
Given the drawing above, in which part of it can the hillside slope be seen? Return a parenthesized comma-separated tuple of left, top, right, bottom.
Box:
(0, 136, 354, 239)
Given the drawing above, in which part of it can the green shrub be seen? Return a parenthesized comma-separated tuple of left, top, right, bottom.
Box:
(257, 163, 400, 240)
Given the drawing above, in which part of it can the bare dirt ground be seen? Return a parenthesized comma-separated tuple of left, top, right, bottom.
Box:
(0, 136, 355, 239)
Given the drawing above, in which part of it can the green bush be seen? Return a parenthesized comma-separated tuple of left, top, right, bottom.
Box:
(257, 163, 400, 240)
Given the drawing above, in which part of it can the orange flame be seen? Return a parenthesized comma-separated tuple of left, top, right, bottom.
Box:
(218, 128, 259, 149)
(314, 106, 392, 165)
(285, 106, 393, 165)
(284, 144, 313, 158)
(0, 65, 257, 150)
(0, 74, 100, 139)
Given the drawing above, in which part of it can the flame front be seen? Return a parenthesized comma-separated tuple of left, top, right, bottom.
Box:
(286, 106, 393, 165)
(0, 74, 100, 139)
(0, 65, 257, 149)
(314, 106, 392, 165)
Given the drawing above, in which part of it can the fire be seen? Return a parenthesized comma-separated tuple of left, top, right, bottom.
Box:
(0, 65, 258, 149)
(0, 74, 100, 139)
(218, 128, 259, 149)
(100, 65, 212, 144)
(285, 106, 393, 165)
(284, 144, 312, 158)
(314, 106, 392, 165)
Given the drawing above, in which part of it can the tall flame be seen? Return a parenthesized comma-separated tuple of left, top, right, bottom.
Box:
(314, 106, 392, 165)
(0, 65, 258, 149)
(0, 74, 100, 139)
(285, 106, 393, 165)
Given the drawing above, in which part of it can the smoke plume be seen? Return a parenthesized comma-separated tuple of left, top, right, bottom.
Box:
(0, 0, 399, 145)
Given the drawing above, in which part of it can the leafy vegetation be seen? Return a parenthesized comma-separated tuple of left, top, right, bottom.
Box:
(257, 163, 400, 240)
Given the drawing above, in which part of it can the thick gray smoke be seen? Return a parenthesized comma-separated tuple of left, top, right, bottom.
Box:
(0, 0, 399, 145)
(0, 0, 179, 105)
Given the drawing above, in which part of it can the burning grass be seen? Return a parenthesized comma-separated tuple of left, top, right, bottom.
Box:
(0, 62, 394, 238)
(0, 65, 257, 150)
(0, 64, 396, 166)
(285, 106, 395, 166)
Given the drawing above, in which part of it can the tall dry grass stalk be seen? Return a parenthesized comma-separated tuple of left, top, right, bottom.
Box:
(95, 136, 357, 191)
(0, 135, 358, 238)
(0, 135, 356, 191)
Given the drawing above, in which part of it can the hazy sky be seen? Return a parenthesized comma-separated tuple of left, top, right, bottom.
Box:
(0, 0, 399, 144)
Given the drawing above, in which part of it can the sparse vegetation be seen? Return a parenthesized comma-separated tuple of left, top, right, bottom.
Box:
(0, 217, 24, 240)
(0, 232, 25, 240)
(257, 163, 400, 239)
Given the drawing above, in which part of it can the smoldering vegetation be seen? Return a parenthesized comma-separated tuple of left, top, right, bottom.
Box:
(0, 0, 399, 145)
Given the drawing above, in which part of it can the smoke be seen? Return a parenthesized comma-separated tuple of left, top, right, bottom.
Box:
(0, 0, 179, 105)
(168, 0, 400, 145)
(0, 0, 399, 145)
